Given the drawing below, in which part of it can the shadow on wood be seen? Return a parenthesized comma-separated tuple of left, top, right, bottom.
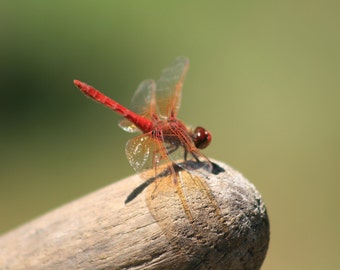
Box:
(0, 160, 269, 270)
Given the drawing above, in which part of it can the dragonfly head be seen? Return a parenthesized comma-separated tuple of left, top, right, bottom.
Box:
(192, 126, 212, 149)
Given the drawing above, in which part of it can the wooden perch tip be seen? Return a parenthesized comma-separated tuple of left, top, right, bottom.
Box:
(0, 160, 269, 270)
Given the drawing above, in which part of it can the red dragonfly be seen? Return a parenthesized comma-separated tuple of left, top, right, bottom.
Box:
(74, 57, 213, 202)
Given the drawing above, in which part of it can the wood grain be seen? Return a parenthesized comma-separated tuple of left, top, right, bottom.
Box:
(0, 160, 269, 270)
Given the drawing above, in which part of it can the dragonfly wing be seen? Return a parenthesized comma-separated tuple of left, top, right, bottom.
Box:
(156, 57, 189, 118)
(125, 132, 171, 179)
(118, 118, 141, 133)
(118, 80, 157, 133)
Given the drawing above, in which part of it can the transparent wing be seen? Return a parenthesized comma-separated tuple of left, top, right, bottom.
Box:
(125, 132, 172, 179)
(156, 57, 189, 118)
(119, 80, 157, 133)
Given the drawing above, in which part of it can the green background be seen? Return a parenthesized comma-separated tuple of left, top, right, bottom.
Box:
(1, 1, 339, 269)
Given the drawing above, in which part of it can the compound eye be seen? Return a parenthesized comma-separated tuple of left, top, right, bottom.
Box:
(193, 126, 212, 149)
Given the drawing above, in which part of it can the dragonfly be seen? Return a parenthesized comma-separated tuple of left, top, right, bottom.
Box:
(74, 57, 214, 204)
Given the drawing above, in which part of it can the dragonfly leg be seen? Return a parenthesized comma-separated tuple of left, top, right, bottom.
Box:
(186, 149, 202, 165)
(165, 143, 179, 155)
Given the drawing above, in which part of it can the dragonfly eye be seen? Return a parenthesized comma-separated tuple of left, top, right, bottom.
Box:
(193, 126, 212, 149)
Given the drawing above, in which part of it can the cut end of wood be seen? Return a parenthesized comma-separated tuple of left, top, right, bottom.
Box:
(142, 159, 270, 270)
(0, 159, 269, 270)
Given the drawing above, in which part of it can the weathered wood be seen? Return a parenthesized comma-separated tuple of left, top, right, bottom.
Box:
(0, 160, 269, 270)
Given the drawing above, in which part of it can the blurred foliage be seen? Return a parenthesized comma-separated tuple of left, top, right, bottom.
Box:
(0, 1, 339, 269)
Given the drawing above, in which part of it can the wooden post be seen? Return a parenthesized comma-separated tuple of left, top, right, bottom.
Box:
(0, 160, 269, 270)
